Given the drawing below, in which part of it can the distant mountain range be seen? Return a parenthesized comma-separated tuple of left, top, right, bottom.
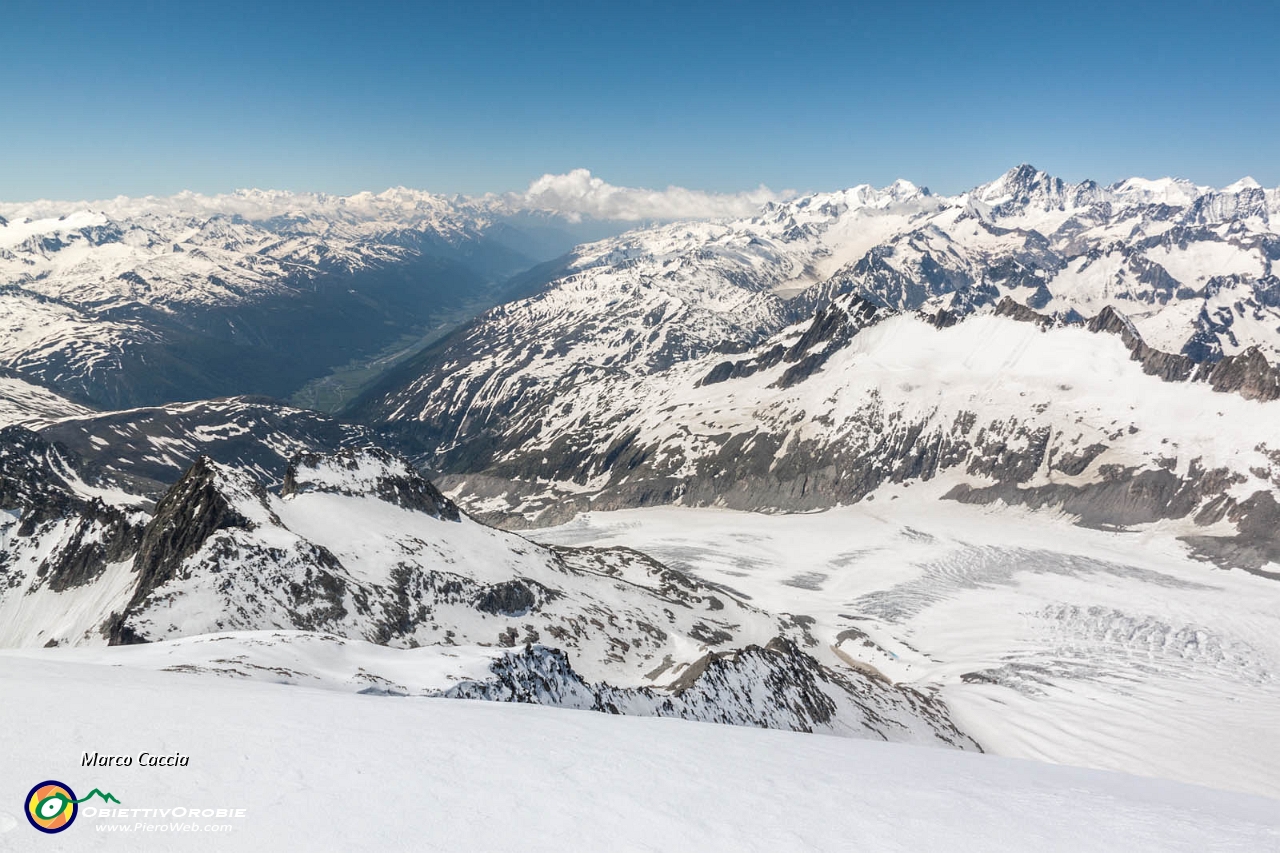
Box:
(0, 188, 626, 409)
(3, 165, 1279, 756)
(335, 166, 1280, 571)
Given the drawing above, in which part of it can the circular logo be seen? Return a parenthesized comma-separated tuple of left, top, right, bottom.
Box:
(25, 781, 77, 834)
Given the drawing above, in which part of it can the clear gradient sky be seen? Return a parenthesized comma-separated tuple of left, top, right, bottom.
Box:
(4, 0, 1277, 201)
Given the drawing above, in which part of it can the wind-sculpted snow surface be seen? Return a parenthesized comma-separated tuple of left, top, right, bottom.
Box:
(0, 440, 975, 746)
(3, 650, 1274, 851)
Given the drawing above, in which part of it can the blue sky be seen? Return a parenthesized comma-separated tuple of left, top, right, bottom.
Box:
(3, 0, 1276, 200)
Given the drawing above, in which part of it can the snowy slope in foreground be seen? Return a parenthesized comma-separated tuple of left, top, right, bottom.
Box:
(536, 493, 1280, 800)
(0, 654, 1275, 852)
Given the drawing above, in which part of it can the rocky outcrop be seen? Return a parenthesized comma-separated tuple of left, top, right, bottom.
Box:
(1207, 347, 1280, 402)
(701, 298, 881, 390)
(109, 458, 265, 643)
(0, 427, 143, 594)
(1184, 491, 1280, 575)
(2, 445, 985, 748)
(1086, 305, 1201, 382)
(997, 299, 1280, 400)
(0, 426, 103, 528)
(439, 640, 980, 749)
(995, 295, 1056, 327)
(944, 461, 1241, 529)
(282, 446, 460, 520)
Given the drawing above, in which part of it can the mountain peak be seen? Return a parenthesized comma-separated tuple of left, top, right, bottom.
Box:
(972, 164, 1065, 208)
(1225, 176, 1262, 192)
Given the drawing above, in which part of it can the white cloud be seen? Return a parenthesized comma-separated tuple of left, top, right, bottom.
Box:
(514, 169, 794, 222)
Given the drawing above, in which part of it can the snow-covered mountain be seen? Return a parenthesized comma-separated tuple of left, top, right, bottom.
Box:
(0, 435, 973, 746)
(353, 165, 1279, 430)
(536, 495, 1280, 800)
(0, 369, 92, 428)
(39, 396, 377, 496)
(401, 295, 1279, 572)
(0, 189, 626, 409)
(348, 167, 1280, 572)
(5, 165, 1280, 811)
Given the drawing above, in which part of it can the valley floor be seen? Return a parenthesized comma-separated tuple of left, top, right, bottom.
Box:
(532, 486, 1280, 800)
(1, 652, 1276, 852)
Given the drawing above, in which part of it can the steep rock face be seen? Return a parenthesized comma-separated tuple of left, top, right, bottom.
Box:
(1208, 347, 1280, 401)
(109, 458, 269, 643)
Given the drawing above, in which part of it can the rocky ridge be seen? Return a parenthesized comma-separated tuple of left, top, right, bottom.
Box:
(0, 438, 976, 746)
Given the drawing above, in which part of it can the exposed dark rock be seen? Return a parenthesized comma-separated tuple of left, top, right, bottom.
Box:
(995, 295, 1055, 327)
(944, 462, 1242, 529)
(1207, 347, 1280, 402)
(0, 427, 144, 592)
(41, 397, 376, 496)
(1050, 444, 1108, 476)
(699, 360, 737, 387)
(1086, 306, 1198, 381)
(997, 298, 1280, 402)
(37, 510, 141, 593)
(282, 447, 460, 520)
(1183, 491, 1280, 576)
(702, 299, 879, 390)
(474, 579, 540, 617)
(925, 308, 959, 329)
(439, 640, 980, 748)
(0, 426, 102, 527)
(110, 457, 261, 643)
